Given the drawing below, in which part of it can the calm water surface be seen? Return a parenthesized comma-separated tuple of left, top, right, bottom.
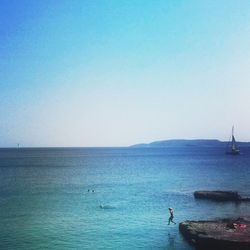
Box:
(0, 147, 250, 249)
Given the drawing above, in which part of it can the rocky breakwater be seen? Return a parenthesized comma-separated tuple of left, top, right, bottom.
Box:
(194, 191, 250, 202)
(179, 217, 250, 250)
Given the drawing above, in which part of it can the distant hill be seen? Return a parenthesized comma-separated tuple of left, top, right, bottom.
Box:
(131, 139, 250, 148)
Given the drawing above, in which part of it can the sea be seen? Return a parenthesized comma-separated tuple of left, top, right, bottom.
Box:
(0, 146, 250, 250)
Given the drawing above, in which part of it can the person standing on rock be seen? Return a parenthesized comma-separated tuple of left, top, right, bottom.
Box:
(168, 207, 176, 225)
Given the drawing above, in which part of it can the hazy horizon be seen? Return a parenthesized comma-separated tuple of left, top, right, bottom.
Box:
(1, 137, 250, 149)
(1, 0, 250, 147)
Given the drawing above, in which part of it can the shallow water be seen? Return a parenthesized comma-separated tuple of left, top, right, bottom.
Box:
(0, 147, 250, 249)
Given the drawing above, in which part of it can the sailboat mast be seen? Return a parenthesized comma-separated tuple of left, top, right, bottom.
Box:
(231, 126, 235, 150)
(226, 126, 240, 155)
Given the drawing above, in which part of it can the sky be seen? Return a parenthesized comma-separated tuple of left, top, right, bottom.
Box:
(1, 0, 250, 147)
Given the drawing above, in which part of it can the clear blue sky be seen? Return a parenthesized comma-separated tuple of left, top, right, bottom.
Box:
(1, 0, 250, 147)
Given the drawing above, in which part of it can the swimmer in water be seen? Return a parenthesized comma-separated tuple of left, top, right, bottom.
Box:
(168, 207, 176, 225)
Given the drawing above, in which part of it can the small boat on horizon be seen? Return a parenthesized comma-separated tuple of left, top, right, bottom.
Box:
(226, 126, 240, 155)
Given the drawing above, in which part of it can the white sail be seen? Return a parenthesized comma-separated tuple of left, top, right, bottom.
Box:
(226, 126, 240, 155)
(232, 135, 237, 150)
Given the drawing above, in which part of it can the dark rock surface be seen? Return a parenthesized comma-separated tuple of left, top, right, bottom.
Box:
(179, 217, 250, 250)
(194, 191, 244, 201)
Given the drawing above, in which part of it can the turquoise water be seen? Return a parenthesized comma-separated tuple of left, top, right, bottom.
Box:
(1, 147, 250, 249)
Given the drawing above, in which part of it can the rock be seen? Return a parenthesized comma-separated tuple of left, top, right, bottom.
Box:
(240, 197, 250, 201)
(179, 217, 250, 250)
(194, 191, 241, 201)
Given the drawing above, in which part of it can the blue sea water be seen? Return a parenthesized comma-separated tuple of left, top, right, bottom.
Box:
(0, 146, 250, 250)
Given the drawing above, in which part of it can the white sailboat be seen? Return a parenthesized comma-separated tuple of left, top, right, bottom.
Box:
(226, 126, 240, 155)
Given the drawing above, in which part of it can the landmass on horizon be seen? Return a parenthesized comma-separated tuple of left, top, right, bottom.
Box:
(131, 139, 250, 148)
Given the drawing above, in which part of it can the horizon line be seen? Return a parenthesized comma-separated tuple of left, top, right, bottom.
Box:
(1, 138, 250, 149)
